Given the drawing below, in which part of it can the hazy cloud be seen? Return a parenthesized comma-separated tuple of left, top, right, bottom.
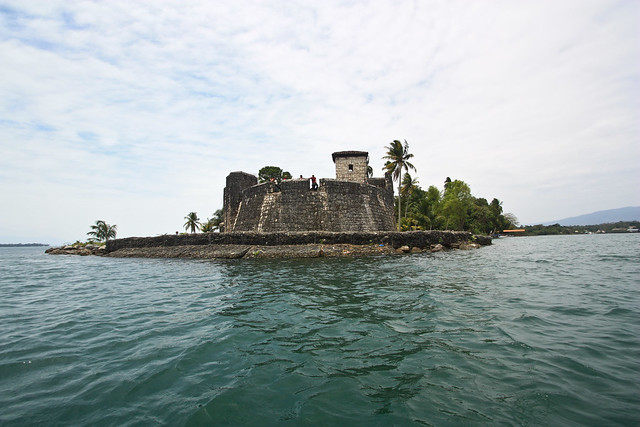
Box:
(1, 0, 638, 243)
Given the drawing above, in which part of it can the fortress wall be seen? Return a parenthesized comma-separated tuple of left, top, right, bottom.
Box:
(231, 182, 272, 231)
(106, 230, 492, 253)
(223, 172, 257, 231)
(230, 178, 394, 232)
(320, 180, 393, 231)
(233, 179, 326, 232)
(367, 177, 386, 188)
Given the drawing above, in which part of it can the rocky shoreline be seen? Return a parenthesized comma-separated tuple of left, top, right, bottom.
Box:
(104, 241, 485, 259)
(46, 231, 491, 259)
(45, 244, 107, 256)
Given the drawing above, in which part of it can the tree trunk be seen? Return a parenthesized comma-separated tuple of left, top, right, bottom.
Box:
(397, 181, 402, 231)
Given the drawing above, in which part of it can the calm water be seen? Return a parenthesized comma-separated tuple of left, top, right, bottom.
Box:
(1, 234, 639, 426)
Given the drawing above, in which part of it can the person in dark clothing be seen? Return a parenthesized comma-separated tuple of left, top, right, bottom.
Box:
(310, 174, 318, 190)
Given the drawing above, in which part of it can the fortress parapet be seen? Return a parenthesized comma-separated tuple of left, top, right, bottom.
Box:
(223, 151, 395, 232)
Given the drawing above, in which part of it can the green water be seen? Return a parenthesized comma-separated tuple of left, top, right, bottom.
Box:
(1, 234, 639, 425)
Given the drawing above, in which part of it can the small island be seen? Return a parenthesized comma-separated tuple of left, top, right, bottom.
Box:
(47, 147, 496, 259)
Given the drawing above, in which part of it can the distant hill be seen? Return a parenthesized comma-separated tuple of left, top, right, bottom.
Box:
(542, 207, 640, 226)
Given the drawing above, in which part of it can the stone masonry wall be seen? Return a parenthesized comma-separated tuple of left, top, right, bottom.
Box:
(334, 155, 368, 182)
(223, 172, 258, 231)
(106, 230, 491, 252)
(229, 177, 395, 232)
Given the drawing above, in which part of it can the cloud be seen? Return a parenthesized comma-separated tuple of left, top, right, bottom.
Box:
(0, 0, 638, 243)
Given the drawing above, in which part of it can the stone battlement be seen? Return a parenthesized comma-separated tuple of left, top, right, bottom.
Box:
(223, 151, 396, 233)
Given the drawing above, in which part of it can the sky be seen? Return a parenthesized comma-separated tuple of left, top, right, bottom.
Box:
(1, 0, 638, 244)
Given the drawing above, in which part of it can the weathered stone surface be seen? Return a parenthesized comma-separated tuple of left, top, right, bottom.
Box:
(223, 151, 396, 233)
(226, 177, 396, 233)
(46, 231, 491, 258)
(459, 242, 482, 250)
(46, 245, 107, 256)
(107, 230, 483, 251)
(430, 244, 445, 252)
(107, 243, 392, 259)
(103, 230, 491, 259)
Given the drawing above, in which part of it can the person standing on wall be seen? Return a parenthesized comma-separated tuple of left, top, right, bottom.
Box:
(310, 174, 318, 190)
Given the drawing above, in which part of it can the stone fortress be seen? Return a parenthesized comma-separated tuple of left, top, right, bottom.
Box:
(223, 151, 396, 232)
(100, 149, 491, 259)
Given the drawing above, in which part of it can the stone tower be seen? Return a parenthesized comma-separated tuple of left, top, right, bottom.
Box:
(222, 150, 395, 232)
(332, 151, 369, 182)
(223, 171, 258, 232)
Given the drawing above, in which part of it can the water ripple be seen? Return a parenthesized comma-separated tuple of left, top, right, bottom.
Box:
(1, 236, 639, 425)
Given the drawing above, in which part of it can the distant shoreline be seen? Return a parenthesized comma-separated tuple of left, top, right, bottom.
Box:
(1, 243, 49, 247)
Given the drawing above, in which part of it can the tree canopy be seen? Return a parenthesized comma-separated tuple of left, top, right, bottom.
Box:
(383, 139, 416, 231)
(258, 166, 283, 183)
(184, 212, 201, 233)
(396, 177, 516, 234)
(87, 220, 117, 242)
(201, 209, 224, 232)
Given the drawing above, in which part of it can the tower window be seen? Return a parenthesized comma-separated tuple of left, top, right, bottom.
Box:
(348, 164, 353, 171)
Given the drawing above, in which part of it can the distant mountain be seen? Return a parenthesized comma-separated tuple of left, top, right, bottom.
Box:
(542, 207, 640, 226)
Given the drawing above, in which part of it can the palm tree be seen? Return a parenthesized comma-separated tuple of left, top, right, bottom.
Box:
(184, 212, 201, 233)
(201, 209, 224, 233)
(87, 220, 117, 242)
(383, 139, 416, 231)
(400, 172, 419, 218)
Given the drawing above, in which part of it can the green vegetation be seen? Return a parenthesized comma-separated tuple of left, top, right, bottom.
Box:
(383, 139, 416, 231)
(380, 140, 515, 234)
(258, 166, 282, 183)
(183, 212, 201, 233)
(395, 176, 515, 234)
(258, 166, 291, 184)
(87, 220, 117, 242)
(201, 209, 224, 232)
(521, 222, 640, 235)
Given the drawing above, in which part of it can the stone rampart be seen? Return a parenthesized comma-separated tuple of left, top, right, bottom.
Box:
(227, 177, 395, 232)
(223, 172, 257, 231)
(106, 230, 491, 252)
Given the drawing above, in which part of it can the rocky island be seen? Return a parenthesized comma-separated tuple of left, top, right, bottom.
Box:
(47, 150, 492, 259)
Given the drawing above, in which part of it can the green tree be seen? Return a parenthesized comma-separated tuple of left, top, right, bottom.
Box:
(443, 177, 452, 193)
(488, 198, 504, 233)
(441, 179, 472, 230)
(382, 139, 416, 231)
(201, 209, 224, 232)
(184, 212, 201, 233)
(401, 173, 419, 218)
(87, 220, 117, 242)
(469, 197, 492, 234)
(423, 185, 444, 229)
(258, 166, 283, 183)
(504, 213, 519, 229)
